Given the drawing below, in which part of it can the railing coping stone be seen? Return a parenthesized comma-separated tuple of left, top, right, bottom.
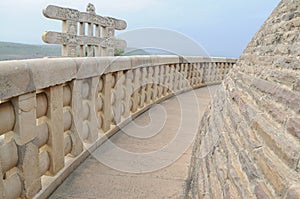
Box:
(0, 56, 237, 100)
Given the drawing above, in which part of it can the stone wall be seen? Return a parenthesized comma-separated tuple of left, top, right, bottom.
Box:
(0, 55, 236, 199)
(187, 0, 300, 198)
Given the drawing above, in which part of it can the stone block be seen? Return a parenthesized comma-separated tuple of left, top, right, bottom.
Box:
(28, 58, 77, 90)
(0, 102, 15, 135)
(45, 85, 64, 175)
(254, 181, 273, 199)
(286, 117, 300, 140)
(131, 56, 153, 69)
(17, 142, 41, 198)
(286, 187, 300, 199)
(11, 92, 36, 145)
(105, 56, 132, 73)
(253, 114, 300, 169)
(75, 58, 106, 79)
(102, 74, 113, 132)
(151, 55, 180, 65)
(0, 58, 77, 100)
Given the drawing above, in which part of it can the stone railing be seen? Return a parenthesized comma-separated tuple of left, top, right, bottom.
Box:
(0, 55, 236, 199)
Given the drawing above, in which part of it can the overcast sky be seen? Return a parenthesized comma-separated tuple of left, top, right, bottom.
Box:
(0, 0, 280, 57)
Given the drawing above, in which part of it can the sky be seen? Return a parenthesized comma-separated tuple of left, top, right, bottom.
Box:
(0, 0, 280, 58)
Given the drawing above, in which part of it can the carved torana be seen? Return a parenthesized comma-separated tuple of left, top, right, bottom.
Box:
(42, 3, 127, 57)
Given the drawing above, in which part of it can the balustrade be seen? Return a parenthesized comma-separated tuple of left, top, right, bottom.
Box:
(0, 56, 236, 198)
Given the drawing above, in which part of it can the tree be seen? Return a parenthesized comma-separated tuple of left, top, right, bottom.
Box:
(114, 49, 124, 56)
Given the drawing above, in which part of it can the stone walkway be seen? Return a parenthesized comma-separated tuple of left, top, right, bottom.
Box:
(49, 85, 218, 199)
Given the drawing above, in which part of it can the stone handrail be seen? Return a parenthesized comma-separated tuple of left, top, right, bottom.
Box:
(0, 55, 236, 199)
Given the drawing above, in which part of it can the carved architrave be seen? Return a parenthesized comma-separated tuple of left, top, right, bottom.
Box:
(43, 31, 126, 48)
(43, 5, 127, 30)
(42, 4, 127, 57)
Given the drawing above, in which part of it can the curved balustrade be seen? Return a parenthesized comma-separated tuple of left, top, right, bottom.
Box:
(0, 55, 236, 199)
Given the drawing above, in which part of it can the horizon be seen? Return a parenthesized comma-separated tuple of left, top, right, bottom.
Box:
(0, 0, 280, 58)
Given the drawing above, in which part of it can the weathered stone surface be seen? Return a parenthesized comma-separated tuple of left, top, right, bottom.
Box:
(11, 93, 36, 145)
(17, 142, 41, 198)
(254, 181, 273, 199)
(0, 102, 15, 135)
(0, 53, 235, 199)
(286, 117, 300, 140)
(43, 5, 127, 30)
(0, 58, 77, 100)
(286, 187, 300, 199)
(45, 85, 64, 175)
(187, 0, 300, 198)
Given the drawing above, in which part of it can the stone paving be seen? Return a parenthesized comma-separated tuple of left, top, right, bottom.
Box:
(49, 85, 218, 199)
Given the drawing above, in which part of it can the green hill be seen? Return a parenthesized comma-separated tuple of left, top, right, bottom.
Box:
(0, 41, 175, 61)
(0, 41, 61, 61)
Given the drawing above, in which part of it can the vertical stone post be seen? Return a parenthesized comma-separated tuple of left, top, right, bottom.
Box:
(87, 23, 94, 57)
(102, 74, 113, 132)
(101, 27, 115, 56)
(62, 20, 78, 57)
(169, 65, 175, 94)
(152, 66, 159, 101)
(79, 22, 85, 57)
(113, 71, 124, 125)
(145, 67, 153, 105)
(70, 81, 84, 156)
(45, 85, 64, 175)
(140, 67, 147, 108)
(11, 92, 41, 198)
(123, 70, 133, 119)
(163, 66, 169, 96)
(132, 69, 141, 113)
(95, 24, 101, 56)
